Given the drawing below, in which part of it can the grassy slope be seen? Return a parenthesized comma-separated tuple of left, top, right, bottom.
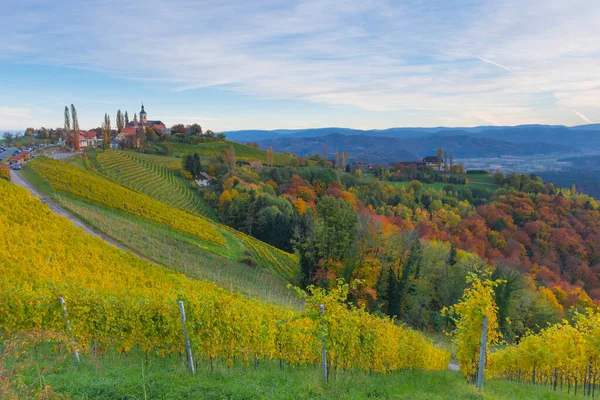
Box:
(166, 140, 295, 165)
(60, 194, 299, 307)
(21, 349, 575, 400)
(23, 160, 299, 285)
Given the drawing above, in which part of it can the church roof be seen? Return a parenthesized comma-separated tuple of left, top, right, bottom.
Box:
(140, 104, 147, 115)
(147, 120, 165, 126)
(124, 120, 166, 128)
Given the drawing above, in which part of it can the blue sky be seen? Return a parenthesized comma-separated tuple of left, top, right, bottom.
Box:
(1, 0, 599, 131)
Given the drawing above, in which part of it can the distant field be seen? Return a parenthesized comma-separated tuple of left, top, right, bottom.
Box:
(165, 140, 296, 165)
(467, 171, 497, 185)
(352, 171, 500, 192)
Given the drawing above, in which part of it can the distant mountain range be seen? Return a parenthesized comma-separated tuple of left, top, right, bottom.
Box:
(223, 124, 600, 143)
(253, 133, 579, 163)
(223, 124, 599, 163)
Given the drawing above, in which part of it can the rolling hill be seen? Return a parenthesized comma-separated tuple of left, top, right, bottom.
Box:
(28, 156, 299, 283)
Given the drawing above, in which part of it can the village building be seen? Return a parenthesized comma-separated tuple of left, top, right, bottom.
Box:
(116, 104, 167, 147)
(119, 104, 167, 138)
(79, 131, 99, 148)
(395, 160, 426, 170)
(194, 172, 212, 187)
(351, 161, 369, 171)
(8, 155, 25, 165)
(423, 156, 438, 167)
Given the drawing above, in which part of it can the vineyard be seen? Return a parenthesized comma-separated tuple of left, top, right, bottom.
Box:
(165, 141, 295, 165)
(124, 151, 184, 170)
(88, 150, 211, 217)
(488, 313, 600, 395)
(0, 179, 450, 374)
(31, 156, 224, 246)
(28, 156, 299, 281)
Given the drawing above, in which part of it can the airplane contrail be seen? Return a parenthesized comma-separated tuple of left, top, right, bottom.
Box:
(476, 56, 514, 73)
(476, 55, 595, 124)
(572, 109, 593, 124)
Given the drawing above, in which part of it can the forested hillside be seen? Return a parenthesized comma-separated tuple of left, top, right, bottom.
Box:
(187, 150, 599, 343)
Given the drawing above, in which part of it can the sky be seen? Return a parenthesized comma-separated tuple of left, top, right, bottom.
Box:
(1, 0, 599, 131)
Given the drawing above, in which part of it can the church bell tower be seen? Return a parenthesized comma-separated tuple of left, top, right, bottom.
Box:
(139, 103, 147, 124)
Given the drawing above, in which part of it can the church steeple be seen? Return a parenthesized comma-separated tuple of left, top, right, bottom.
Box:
(139, 103, 147, 124)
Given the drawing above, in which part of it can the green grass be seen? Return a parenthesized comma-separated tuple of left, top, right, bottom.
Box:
(165, 140, 296, 165)
(88, 149, 214, 218)
(10, 347, 577, 400)
(467, 172, 499, 186)
(352, 172, 499, 193)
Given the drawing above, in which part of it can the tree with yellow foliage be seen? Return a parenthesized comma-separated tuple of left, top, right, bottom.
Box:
(444, 273, 501, 383)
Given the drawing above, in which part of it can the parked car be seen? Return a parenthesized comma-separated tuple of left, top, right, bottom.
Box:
(11, 163, 21, 170)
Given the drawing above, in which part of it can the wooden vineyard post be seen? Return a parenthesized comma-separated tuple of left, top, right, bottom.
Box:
(476, 315, 488, 390)
(178, 301, 195, 375)
(320, 304, 328, 383)
(59, 296, 80, 363)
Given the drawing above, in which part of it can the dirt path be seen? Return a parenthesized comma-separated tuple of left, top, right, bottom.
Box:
(11, 169, 129, 253)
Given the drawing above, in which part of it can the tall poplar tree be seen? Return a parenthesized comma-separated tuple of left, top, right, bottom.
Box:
(70, 104, 80, 151)
(102, 113, 111, 149)
(444, 151, 448, 171)
(116, 110, 124, 132)
(436, 147, 443, 171)
(125, 111, 129, 124)
(63, 106, 71, 144)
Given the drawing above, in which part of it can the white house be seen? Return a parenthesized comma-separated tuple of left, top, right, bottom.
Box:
(194, 172, 212, 187)
(79, 131, 99, 148)
(423, 156, 438, 167)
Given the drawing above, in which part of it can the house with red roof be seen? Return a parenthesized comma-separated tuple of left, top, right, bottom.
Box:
(8, 155, 25, 165)
(79, 131, 99, 148)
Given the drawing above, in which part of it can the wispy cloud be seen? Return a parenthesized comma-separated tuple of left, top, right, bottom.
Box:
(0, 0, 599, 129)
